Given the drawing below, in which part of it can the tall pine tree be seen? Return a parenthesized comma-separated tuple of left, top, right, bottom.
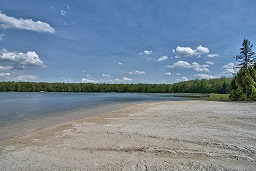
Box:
(235, 39, 255, 69)
(230, 39, 256, 101)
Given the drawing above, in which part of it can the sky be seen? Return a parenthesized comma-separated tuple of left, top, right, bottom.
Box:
(0, 0, 256, 84)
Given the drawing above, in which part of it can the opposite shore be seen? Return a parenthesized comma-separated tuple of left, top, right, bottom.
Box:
(0, 101, 256, 170)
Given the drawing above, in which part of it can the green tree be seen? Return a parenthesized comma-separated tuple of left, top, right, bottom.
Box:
(230, 39, 256, 101)
(235, 39, 255, 69)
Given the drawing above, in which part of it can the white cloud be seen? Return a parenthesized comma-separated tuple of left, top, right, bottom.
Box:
(182, 77, 188, 81)
(138, 50, 152, 55)
(164, 72, 172, 76)
(196, 45, 209, 56)
(173, 45, 211, 58)
(122, 77, 132, 81)
(173, 46, 196, 57)
(61, 10, 67, 16)
(81, 78, 98, 83)
(144, 50, 152, 55)
(128, 70, 145, 75)
(102, 74, 111, 77)
(157, 56, 168, 62)
(169, 60, 191, 68)
(0, 33, 5, 40)
(118, 62, 122, 65)
(194, 74, 216, 79)
(176, 73, 180, 76)
(208, 54, 219, 58)
(0, 12, 55, 33)
(0, 72, 11, 77)
(15, 74, 37, 81)
(0, 49, 46, 81)
(1, 73, 37, 81)
(167, 60, 209, 72)
(223, 62, 235, 69)
(176, 77, 188, 82)
(191, 62, 210, 72)
(0, 66, 12, 71)
(0, 49, 46, 67)
(61, 5, 71, 17)
(61, 77, 72, 83)
(81, 75, 133, 84)
(206, 61, 214, 65)
(223, 62, 236, 75)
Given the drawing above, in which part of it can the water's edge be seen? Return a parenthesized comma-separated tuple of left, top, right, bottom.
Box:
(0, 101, 141, 141)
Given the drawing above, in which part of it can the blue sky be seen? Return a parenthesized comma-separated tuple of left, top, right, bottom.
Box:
(0, 0, 256, 84)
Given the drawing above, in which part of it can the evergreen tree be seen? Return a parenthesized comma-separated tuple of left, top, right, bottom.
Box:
(230, 39, 256, 101)
(235, 39, 255, 69)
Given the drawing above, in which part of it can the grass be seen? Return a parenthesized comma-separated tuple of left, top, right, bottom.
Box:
(200, 93, 230, 101)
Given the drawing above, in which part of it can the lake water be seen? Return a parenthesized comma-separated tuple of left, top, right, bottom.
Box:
(0, 92, 192, 140)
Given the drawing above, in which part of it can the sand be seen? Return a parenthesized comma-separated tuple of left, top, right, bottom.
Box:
(0, 101, 255, 170)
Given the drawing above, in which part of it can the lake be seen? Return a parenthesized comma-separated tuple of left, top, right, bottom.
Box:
(0, 92, 192, 140)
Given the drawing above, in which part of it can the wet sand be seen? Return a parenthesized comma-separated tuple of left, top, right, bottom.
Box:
(0, 101, 255, 170)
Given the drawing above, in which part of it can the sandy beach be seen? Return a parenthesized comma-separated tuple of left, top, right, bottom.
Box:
(0, 101, 255, 170)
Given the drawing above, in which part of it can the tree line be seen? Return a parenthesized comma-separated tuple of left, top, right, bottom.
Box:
(0, 78, 231, 94)
(172, 77, 231, 94)
(0, 82, 173, 93)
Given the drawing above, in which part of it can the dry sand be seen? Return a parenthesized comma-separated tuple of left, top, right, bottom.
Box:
(0, 101, 255, 170)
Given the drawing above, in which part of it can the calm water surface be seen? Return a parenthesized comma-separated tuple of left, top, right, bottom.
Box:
(0, 92, 192, 140)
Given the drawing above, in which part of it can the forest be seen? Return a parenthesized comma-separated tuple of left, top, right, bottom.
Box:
(0, 77, 231, 94)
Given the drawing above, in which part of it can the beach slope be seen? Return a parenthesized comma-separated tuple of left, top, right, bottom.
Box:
(0, 101, 256, 170)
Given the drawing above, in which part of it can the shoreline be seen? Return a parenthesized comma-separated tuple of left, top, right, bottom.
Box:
(1, 101, 256, 170)
(0, 101, 142, 142)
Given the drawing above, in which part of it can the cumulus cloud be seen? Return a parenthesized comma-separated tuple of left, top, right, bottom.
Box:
(182, 77, 188, 81)
(164, 72, 172, 76)
(102, 74, 111, 77)
(144, 50, 152, 55)
(194, 74, 216, 79)
(176, 77, 188, 82)
(0, 33, 4, 40)
(0, 71, 37, 81)
(173, 46, 196, 57)
(0, 49, 46, 81)
(208, 54, 219, 58)
(173, 45, 211, 58)
(122, 77, 132, 81)
(206, 61, 214, 65)
(138, 50, 152, 55)
(167, 60, 209, 72)
(0, 49, 46, 67)
(0, 66, 12, 71)
(81, 74, 133, 84)
(81, 78, 99, 83)
(15, 74, 37, 81)
(157, 56, 168, 62)
(196, 45, 209, 55)
(0, 12, 55, 33)
(0, 72, 11, 77)
(223, 62, 236, 75)
(114, 77, 132, 83)
(128, 70, 145, 75)
(118, 62, 122, 65)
